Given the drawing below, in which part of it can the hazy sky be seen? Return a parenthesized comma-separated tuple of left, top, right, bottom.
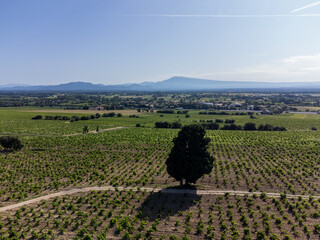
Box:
(1, 0, 320, 85)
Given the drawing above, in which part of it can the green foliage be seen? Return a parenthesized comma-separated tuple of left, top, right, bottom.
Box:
(83, 125, 89, 134)
(32, 115, 43, 120)
(243, 123, 256, 131)
(0, 136, 23, 151)
(256, 231, 266, 240)
(166, 124, 214, 185)
(155, 121, 182, 129)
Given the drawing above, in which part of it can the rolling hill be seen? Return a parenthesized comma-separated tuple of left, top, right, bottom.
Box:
(1, 76, 320, 92)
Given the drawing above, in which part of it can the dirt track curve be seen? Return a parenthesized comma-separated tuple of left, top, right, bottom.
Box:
(1, 185, 319, 213)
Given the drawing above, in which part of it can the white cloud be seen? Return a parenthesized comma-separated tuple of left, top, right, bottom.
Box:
(185, 53, 320, 82)
(291, 1, 320, 13)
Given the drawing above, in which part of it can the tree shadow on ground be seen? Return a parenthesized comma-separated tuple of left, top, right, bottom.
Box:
(138, 185, 201, 221)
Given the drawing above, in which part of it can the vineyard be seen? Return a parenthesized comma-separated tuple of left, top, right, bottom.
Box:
(1, 190, 320, 239)
(0, 108, 320, 239)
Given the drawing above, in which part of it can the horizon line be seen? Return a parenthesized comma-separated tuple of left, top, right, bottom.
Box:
(3, 77, 320, 87)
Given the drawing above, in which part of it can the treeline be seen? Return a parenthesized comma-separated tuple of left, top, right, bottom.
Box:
(155, 121, 182, 129)
(32, 112, 122, 122)
(102, 113, 122, 117)
(199, 111, 254, 116)
(154, 121, 286, 131)
(32, 115, 71, 121)
(256, 124, 287, 131)
(157, 110, 189, 114)
(70, 115, 100, 122)
(219, 123, 287, 131)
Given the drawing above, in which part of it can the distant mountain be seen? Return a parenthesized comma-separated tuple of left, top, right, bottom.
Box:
(0, 83, 29, 88)
(146, 77, 320, 90)
(1, 76, 320, 92)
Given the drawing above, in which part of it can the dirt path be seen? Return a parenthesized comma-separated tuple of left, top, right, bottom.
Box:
(64, 126, 127, 136)
(1, 185, 319, 213)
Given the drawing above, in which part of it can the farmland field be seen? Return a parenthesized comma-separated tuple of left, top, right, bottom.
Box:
(0, 108, 320, 239)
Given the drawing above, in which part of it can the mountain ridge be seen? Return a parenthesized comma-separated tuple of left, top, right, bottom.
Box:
(1, 76, 320, 92)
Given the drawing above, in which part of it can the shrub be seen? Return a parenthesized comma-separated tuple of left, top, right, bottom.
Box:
(311, 212, 320, 218)
(258, 124, 273, 131)
(283, 235, 292, 240)
(256, 231, 266, 240)
(43, 115, 70, 121)
(272, 126, 287, 131)
(155, 121, 182, 129)
(258, 124, 286, 131)
(314, 224, 320, 234)
(225, 119, 235, 123)
(270, 234, 280, 240)
(102, 112, 116, 117)
(244, 123, 256, 131)
(177, 110, 189, 114)
(169, 235, 179, 240)
(155, 122, 171, 129)
(0, 136, 23, 151)
(32, 115, 42, 120)
(202, 122, 220, 130)
(157, 110, 175, 114)
(171, 121, 182, 129)
(71, 115, 80, 122)
(83, 125, 89, 134)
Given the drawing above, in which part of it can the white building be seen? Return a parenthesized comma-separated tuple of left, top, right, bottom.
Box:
(247, 105, 254, 110)
(230, 102, 242, 108)
(201, 102, 214, 106)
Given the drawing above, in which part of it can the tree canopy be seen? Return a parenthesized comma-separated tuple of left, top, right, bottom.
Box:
(165, 124, 214, 186)
(0, 136, 23, 151)
(83, 125, 89, 134)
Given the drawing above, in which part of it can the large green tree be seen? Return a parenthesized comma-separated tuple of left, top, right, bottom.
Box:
(166, 124, 214, 187)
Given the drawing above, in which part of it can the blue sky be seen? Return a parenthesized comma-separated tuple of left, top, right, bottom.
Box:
(1, 0, 320, 85)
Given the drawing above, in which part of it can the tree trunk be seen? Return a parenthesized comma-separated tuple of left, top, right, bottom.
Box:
(185, 180, 189, 186)
(180, 179, 183, 187)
